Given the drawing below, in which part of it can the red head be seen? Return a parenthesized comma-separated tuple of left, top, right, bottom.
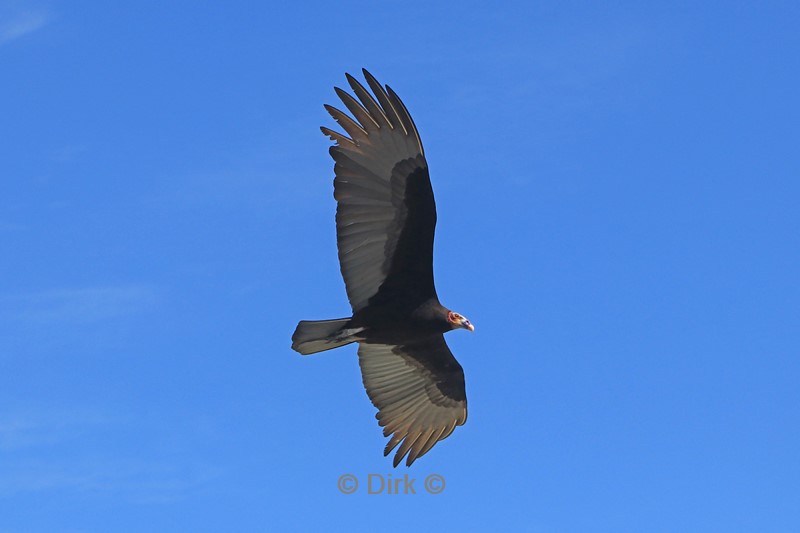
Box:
(447, 311, 474, 332)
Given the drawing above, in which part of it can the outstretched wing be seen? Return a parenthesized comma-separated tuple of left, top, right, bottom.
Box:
(358, 337, 467, 467)
(323, 69, 438, 313)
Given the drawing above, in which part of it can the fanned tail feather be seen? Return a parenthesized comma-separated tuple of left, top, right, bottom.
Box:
(291, 318, 360, 355)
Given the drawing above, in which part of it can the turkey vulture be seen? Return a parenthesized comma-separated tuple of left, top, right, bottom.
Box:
(292, 69, 473, 467)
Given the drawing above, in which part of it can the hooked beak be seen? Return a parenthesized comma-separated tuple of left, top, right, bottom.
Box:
(463, 319, 475, 332)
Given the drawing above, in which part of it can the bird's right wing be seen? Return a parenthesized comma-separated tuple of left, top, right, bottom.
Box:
(357, 336, 467, 467)
(323, 69, 438, 313)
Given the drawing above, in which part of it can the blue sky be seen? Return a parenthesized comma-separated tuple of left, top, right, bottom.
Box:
(1, 1, 799, 531)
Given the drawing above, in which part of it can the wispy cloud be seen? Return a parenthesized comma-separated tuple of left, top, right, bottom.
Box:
(0, 459, 223, 502)
(50, 143, 89, 162)
(0, 409, 105, 451)
(0, 285, 159, 325)
(0, 221, 26, 233)
(0, 285, 160, 357)
(0, 408, 223, 502)
(0, 7, 50, 45)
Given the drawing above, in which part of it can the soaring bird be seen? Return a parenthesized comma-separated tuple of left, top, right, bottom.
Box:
(292, 69, 473, 467)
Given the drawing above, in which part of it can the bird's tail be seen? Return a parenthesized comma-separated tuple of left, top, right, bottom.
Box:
(291, 318, 361, 355)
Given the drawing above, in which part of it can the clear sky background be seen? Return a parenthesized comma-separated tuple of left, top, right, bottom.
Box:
(1, 1, 799, 531)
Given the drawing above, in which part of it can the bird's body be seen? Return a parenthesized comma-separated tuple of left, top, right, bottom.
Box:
(348, 298, 454, 345)
(292, 70, 473, 467)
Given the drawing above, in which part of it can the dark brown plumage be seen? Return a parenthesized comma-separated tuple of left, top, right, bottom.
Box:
(292, 69, 473, 467)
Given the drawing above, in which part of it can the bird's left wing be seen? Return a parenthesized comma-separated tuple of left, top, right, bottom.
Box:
(357, 337, 467, 467)
(323, 69, 437, 313)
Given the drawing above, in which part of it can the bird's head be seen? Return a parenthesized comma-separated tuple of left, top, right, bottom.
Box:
(447, 311, 474, 332)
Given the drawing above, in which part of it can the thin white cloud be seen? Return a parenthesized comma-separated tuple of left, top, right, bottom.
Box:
(0, 407, 224, 501)
(0, 7, 49, 45)
(0, 221, 26, 232)
(0, 409, 105, 450)
(1, 285, 159, 324)
(0, 459, 223, 502)
(50, 143, 89, 162)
